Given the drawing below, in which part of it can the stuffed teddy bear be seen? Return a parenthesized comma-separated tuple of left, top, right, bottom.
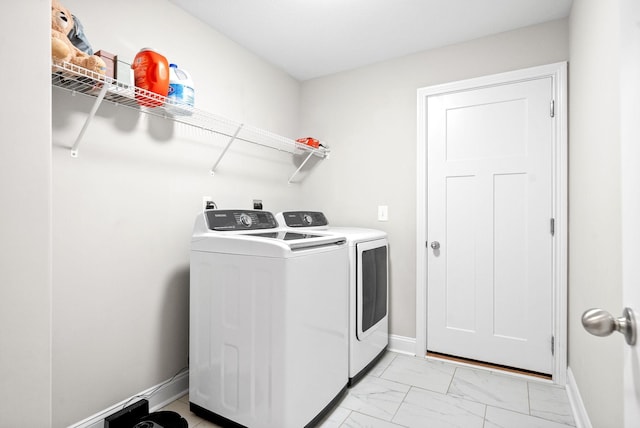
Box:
(51, 0, 106, 75)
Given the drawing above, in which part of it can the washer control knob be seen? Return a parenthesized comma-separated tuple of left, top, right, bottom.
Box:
(303, 214, 313, 225)
(239, 213, 252, 227)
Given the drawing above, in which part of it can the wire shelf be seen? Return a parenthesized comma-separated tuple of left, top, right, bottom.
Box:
(51, 62, 328, 180)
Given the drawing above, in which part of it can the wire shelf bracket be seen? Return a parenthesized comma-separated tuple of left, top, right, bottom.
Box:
(70, 83, 109, 157)
(288, 151, 315, 184)
(210, 123, 244, 175)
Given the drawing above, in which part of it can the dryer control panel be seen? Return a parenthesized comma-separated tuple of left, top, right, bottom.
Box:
(279, 211, 329, 228)
(205, 210, 278, 231)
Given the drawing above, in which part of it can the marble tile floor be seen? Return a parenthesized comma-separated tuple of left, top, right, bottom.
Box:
(160, 351, 575, 428)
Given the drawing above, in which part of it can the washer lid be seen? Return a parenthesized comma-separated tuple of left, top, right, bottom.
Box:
(191, 229, 347, 256)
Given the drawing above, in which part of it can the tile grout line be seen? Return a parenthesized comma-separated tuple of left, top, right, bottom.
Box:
(445, 365, 458, 396)
(378, 353, 397, 378)
(482, 403, 488, 428)
(350, 410, 411, 428)
(340, 409, 353, 428)
(389, 384, 412, 425)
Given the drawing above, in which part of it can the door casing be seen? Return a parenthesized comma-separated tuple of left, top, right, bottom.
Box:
(415, 62, 568, 384)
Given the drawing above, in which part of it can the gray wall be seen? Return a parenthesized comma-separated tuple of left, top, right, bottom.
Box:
(0, 1, 52, 427)
(298, 19, 569, 338)
(52, 0, 309, 426)
(568, 0, 623, 426)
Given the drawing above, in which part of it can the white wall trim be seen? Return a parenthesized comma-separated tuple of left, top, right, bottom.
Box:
(69, 370, 189, 428)
(415, 62, 568, 385)
(388, 334, 417, 355)
(566, 367, 593, 428)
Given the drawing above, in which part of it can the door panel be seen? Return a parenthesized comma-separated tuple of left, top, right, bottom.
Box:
(446, 99, 527, 160)
(494, 172, 527, 340)
(427, 77, 553, 374)
(444, 175, 476, 332)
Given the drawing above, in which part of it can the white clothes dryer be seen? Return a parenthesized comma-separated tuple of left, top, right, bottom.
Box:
(189, 209, 349, 428)
(275, 211, 388, 386)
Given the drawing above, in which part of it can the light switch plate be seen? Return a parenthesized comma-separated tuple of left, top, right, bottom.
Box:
(378, 205, 388, 221)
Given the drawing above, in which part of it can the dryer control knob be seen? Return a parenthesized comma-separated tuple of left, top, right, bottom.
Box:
(239, 213, 252, 227)
(303, 214, 313, 225)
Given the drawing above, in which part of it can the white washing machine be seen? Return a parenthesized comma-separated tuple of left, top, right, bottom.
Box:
(275, 211, 388, 386)
(189, 209, 349, 428)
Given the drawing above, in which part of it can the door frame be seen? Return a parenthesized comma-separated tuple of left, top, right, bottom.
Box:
(415, 62, 568, 384)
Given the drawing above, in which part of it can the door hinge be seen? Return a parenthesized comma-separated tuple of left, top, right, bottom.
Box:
(550, 218, 555, 236)
(551, 335, 555, 355)
(550, 100, 555, 118)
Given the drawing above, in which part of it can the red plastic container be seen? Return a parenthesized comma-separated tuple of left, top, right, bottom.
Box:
(296, 137, 320, 148)
(132, 48, 170, 107)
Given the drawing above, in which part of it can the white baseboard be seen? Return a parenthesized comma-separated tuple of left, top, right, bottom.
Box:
(566, 367, 592, 428)
(388, 334, 416, 356)
(70, 370, 189, 428)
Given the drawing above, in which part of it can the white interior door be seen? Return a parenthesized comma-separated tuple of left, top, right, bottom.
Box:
(427, 77, 554, 374)
(621, 0, 640, 425)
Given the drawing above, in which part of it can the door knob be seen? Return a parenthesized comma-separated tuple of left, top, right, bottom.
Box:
(581, 307, 637, 346)
(430, 241, 440, 250)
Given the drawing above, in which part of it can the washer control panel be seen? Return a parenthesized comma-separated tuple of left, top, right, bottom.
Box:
(205, 210, 278, 231)
(280, 211, 329, 228)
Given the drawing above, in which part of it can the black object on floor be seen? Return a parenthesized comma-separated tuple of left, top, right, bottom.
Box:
(133, 411, 188, 428)
(104, 400, 150, 428)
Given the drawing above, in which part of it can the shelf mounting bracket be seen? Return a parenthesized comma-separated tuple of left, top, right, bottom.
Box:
(70, 83, 109, 157)
(288, 150, 315, 184)
(210, 124, 244, 175)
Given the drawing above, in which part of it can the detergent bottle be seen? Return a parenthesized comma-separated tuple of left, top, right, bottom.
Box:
(132, 48, 170, 107)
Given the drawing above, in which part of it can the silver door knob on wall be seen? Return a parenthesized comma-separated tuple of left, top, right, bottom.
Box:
(430, 241, 440, 250)
(582, 307, 637, 345)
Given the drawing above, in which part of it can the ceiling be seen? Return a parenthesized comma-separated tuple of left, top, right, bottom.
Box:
(169, 0, 573, 81)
